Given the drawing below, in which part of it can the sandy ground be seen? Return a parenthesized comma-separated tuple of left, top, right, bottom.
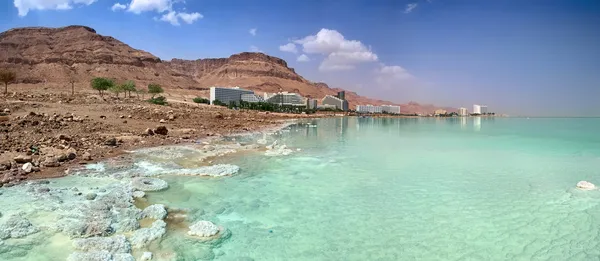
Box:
(0, 84, 326, 186)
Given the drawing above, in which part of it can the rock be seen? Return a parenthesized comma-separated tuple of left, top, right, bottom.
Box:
(159, 119, 166, 123)
(577, 181, 596, 190)
(3, 108, 9, 113)
(130, 220, 167, 249)
(14, 154, 33, 164)
(140, 252, 153, 261)
(105, 138, 117, 147)
(131, 178, 168, 192)
(82, 152, 92, 161)
(168, 115, 175, 121)
(0, 213, 40, 239)
(154, 126, 168, 135)
(86, 193, 97, 200)
(57, 134, 71, 141)
(175, 164, 240, 177)
(265, 144, 293, 157)
(132, 191, 145, 198)
(42, 156, 60, 167)
(119, 115, 125, 119)
(188, 220, 219, 237)
(140, 204, 167, 220)
(144, 128, 154, 136)
(22, 162, 33, 173)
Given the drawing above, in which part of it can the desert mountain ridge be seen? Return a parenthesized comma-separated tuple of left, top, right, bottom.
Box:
(0, 25, 453, 114)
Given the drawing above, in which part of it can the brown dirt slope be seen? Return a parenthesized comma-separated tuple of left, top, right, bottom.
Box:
(0, 25, 450, 113)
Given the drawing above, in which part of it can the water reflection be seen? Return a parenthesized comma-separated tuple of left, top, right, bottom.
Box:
(474, 117, 481, 131)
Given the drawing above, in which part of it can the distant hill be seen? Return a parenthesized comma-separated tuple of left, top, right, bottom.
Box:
(0, 25, 452, 114)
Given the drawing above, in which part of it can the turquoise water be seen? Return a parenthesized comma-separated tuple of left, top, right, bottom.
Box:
(3, 117, 600, 260)
(150, 117, 600, 260)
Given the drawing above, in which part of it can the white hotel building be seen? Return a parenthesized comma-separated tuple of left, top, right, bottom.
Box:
(356, 105, 400, 114)
(458, 107, 468, 116)
(473, 104, 481, 115)
(210, 87, 254, 105)
(382, 105, 401, 114)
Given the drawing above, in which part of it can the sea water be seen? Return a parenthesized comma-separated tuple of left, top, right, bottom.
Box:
(2, 117, 600, 260)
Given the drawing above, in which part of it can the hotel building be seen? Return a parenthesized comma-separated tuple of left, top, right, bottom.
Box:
(322, 95, 349, 111)
(209, 87, 254, 105)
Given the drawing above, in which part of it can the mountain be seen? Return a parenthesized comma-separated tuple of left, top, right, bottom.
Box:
(0, 25, 450, 114)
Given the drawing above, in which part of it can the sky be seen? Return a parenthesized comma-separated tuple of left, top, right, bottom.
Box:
(1, 0, 599, 116)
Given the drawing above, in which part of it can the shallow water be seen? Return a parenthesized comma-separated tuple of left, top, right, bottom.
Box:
(2, 117, 600, 260)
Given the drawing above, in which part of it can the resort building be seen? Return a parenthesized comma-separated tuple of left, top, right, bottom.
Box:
(473, 104, 481, 115)
(481, 105, 488, 114)
(434, 109, 447, 116)
(322, 95, 349, 111)
(458, 107, 468, 116)
(306, 99, 318, 110)
(241, 93, 264, 103)
(382, 105, 401, 114)
(337, 91, 346, 100)
(317, 104, 338, 110)
(264, 92, 306, 106)
(209, 87, 254, 105)
(356, 105, 382, 113)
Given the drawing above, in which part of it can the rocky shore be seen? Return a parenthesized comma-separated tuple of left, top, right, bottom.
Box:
(0, 92, 317, 187)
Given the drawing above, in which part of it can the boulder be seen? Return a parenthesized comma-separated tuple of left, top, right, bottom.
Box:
(22, 162, 33, 173)
(188, 221, 219, 237)
(154, 126, 168, 135)
(140, 204, 167, 220)
(104, 138, 118, 147)
(13, 155, 32, 164)
(86, 193, 97, 200)
(42, 156, 60, 167)
(144, 128, 154, 136)
(577, 181, 596, 190)
(82, 152, 92, 161)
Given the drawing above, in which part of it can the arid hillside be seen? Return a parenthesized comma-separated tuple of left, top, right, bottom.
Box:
(0, 25, 451, 113)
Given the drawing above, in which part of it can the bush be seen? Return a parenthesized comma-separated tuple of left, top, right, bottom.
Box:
(213, 99, 227, 106)
(148, 83, 163, 98)
(147, 96, 167, 105)
(90, 77, 114, 97)
(193, 97, 209, 104)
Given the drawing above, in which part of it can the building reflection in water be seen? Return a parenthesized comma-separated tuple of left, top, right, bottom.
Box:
(473, 117, 481, 131)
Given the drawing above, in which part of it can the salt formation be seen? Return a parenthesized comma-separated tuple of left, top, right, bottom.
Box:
(132, 191, 146, 198)
(175, 164, 240, 177)
(577, 181, 596, 190)
(140, 204, 167, 220)
(0, 213, 39, 239)
(140, 252, 153, 261)
(130, 220, 167, 249)
(131, 178, 169, 192)
(188, 221, 220, 237)
(68, 235, 134, 261)
(265, 144, 293, 156)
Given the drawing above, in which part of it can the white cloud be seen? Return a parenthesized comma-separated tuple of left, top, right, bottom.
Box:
(178, 12, 202, 24)
(111, 2, 127, 11)
(160, 10, 179, 25)
(404, 3, 418, 13)
(279, 43, 298, 53)
(375, 64, 414, 88)
(127, 0, 171, 14)
(291, 28, 378, 71)
(250, 45, 263, 53)
(249, 28, 257, 36)
(14, 0, 97, 16)
(297, 54, 310, 62)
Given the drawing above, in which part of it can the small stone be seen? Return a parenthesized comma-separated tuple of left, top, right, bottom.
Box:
(123, 120, 128, 123)
(119, 115, 125, 119)
(154, 126, 168, 136)
(21, 162, 33, 173)
(85, 193, 97, 200)
(168, 115, 175, 121)
(105, 138, 117, 146)
(82, 152, 92, 161)
(2, 108, 9, 114)
(57, 134, 71, 141)
(145, 128, 154, 136)
(159, 119, 166, 123)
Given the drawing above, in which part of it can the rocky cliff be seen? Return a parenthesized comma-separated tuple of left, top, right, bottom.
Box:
(0, 25, 449, 113)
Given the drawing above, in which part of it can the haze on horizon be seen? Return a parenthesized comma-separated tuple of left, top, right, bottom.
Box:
(1, 0, 598, 117)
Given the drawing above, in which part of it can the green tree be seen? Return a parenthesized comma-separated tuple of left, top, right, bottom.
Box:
(193, 97, 210, 104)
(0, 70, 16, 95)
(121, 80, 136, 98)
(147, 83, 163, 98)
(109, 84, 124, 97)
(90, 77, 114, 97)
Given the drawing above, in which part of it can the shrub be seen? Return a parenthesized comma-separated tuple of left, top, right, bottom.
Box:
(193, 97, 210, 104)
(148, 83, 163, 98)
(213, 99, 227, 106)
(148, 96, 167, 105)
(90, 77, 114, 97)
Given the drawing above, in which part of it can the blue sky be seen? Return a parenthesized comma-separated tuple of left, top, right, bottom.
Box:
(1, 0, 599, 116)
